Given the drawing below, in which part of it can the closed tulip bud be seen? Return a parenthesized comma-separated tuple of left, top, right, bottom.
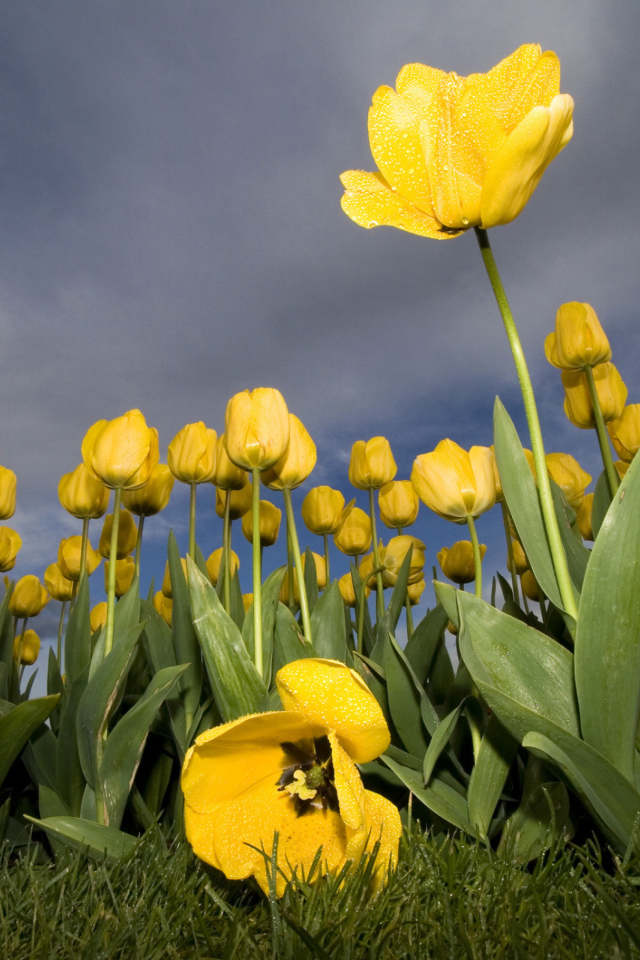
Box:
(206, 547, 240, 587)
(407, 579, 426, 605)
(58, 464, 110, 520)
(301, 487, 346, 536)
(358, 551, 378, 590)
(338, 572, 370, 607)
(608, 404, 640, 463)
(381, 535, 426, 587)
(9, 575, 49, 618)
(333, 505, 372, 556)
(90, 602, 108, 632)
(279, 552, 327, 604)
(161, 557, 188, 599)
(561, 363, 627, 429)
(122, 463, 174, 516)
(411, 440, 496, 522)
(378, 480, 419, 529)
(242, 593, 253, 613)
(213, 434, 248, 490)
(521, 569, 543, 602)
(0, 527, 22, 572)
(615, 460, 630, 480)
(44, 562, 74, 602)
(261, 414, 316, 490)
(576, 493, 594, 542)
(447, 620, 459, 636)
(104, 557, 135, 598)
(225, 388, 290, 470)
(509, 540, 529, 576)
(168, 422, 217, 484)
(545, 453, 591, 510)
(438, 540, 486, 585)
(58, 536, 101, 581)
(215, 480, 253, 520)
(82, 409, 159, 490)
(99, 509, 138, 559)
(241, 500, 281, 547)
(0, 466, 17, 520)
(153, 591, 173, 626)
(13, 629, 40, 665)
(545, 302, 611, 370)
(348, 438, 397, 490)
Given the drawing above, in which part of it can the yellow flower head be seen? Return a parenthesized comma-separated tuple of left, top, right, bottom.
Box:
(333, 505, 372, 557)
(561, 363, 627, 430)
(341, 44, 573, 237)
(58, 463, 110, 520)
(152, 591, 173, 627)
(437, 540, 486, 586)
(99, 509, 138, 560)
(58, 536, 102, 582)
(82, 409, 159, 490)
(280, 552, 327, 604)
(0, 526, 22, 573)
(411, 440, 496, 522)
(544, 302, 611, 370)
(338, 571, 370, 608)
(608, 404, 640, 463)
(215, 480, 253, 521)
(225, 388, 290, 470)
(241, 500, 282, 547)
(378, 480, 419, 529)
(576, 493, 594, 542)
(381, 535, 426, 587)
(545, 452, 591, 510)
(181, 658, 401, 896)
(122, 463, 174, 517)
(206, 547, 240, 587)
(44, 562, 74, 602)
(213, 434, 249, 491)
(0, 466, 17, 520)
(261, 414, 317, 491)
(90, 601, 108, 633)
(9, 575, 49, 619)
(104, 557, 136, 598)
(13, 628, 40, 665)
(301, 486, 346, 536)
(168, 422, 218, 485)
(348, 438, 397, 491)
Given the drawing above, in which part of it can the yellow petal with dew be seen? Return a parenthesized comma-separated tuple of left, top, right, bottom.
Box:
(368, 85, 433, 213)
(478, 45, 560, 132)
(328, 732, 365, 832)
(360, 789, 403, 891)
(340, 170, 459, 239)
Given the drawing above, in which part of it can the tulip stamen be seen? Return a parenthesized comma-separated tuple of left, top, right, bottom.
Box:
(277, 736, 338, 816)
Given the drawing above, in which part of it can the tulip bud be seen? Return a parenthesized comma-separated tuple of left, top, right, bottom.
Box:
(161, 557, 188, 599)
(0, 466, 17, 520)
(576, 493, 594, 542)
(280, 552, 327, 604)
(90, 602, 108, 633)
(122, 463, 174, 516)
(261, 414, 316, 490)
(545, 453, 591, 510)
(615, 460, 630, 480)
(58, 464, 110, 520)
(215, 480, 253, 521)
(447, 620, 459, 636)
(82, 409, 159, 490)
(104, 557, 135, 598)
(99, 509, 138, 559)
(0, 527, 22, 572)
(521, 569, 543, 602)
(13, 629, 40, 665)
(378, 480, 419, 529)
(225, 388, 290, 470)
(153, 591, 173, 626)
(348, 438, 397, 490)
(545, 302, 611, 370)
(9, 575, 49, 618)
(206, 547, 240, 587)
(44, 562, 74, 602)
(411, 440, 496, 522)
(58, 536, 102, 581)
(213, 435, 248, 490)
(509, 540, 529, 576)
(301, 487, 345, 536)
(358, 552, 378, 590)
(242, 593, 253, 613)
(241, 500, 281, 547)
(168, 422, 217, 484)
(607, 404, 640, 463)
(437, 540, 486, 585)
(561, 363, 627, 429)
(407, 579, 426, 605)
(333, 506, 372, 557)
(338, 572, 370, 607)
(381, 535, 426, 587)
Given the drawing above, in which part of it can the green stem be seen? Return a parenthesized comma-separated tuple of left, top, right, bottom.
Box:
(323, 533, 330, 585)
(501, 502, 521, 606)
(475, 228, 578, 623)
(223, 489, 232, 614)
(104, 486, 122, 658)
(584, 364, 620, 498)
(356, 572, 366, 655)
(466, 514, 483, 599)
(134, 515, 144, 581)
(188, 483, 197, 559)
(368, 488, 385, 622)
(57, 601, 66, 665)
(283, 488, 313, 645)
(405, 596, 414, 638)
(79, 517, 90, 590)
(251, 469, 263, 675)
(286, 519, 295, 611)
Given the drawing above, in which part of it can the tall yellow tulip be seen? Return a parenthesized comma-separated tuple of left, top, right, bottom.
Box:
(168, 422, 218, 484)
(13, 629, 40, 665)
(576, 493, 594, 542)
(0, 527, 21, 572)
(224, 388, 290, 470)
(608, 404, 640, 462)
(82, 409, 159, 491)
(378, 480, 419, 529)
(411, 440, 496, 522)
(333, 506, 372, 557)
(58, 464, 110, 519)
(545, 453, 591, 510)
(545, 302, 611, 370)
(261, 414, 316, 490)
(348, 438, 397, 490)
(213, 434, 248, 490)
(104, 557, 135, 598)
(99, 509, 138, 559)
(380, 535, 426, 588)
(122, 463, 174, 516)
(438, 540, 487, 586)
(241, 500, 281, 547)
(0, 466, 16, 520)
(58, 536, 102, 581)
(206, 547, 240, 586)
(561, 363, 627, 429)
(301, 487, 345, 535)
(44, 562, 75, 602)
(215, 481, 252, 520)
(9, 575, 49, 619)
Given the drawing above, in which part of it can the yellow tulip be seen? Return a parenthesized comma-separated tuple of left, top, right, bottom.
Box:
(341, 44, 573, 237)
(161, 557, 188, 599)
(338, 571, 370, 607)
(104, 557, 135, 598)
(182, 658, 401, 896)
(82, 409, 159, 490)
(358, 552, 378, 590)
(241, 500, 281, 547)
(0, 527, 22, 573)
(90, 602, 108, 633)
(607, 404, 640, 462)
(561, 363, 627, 429)
(301, 486, 346, 536)
(13, 629, 40, 665)
(576, 493, 594, 542)
(213, 434, 248, 490)
(0, 466, 17, 520)
(215, 480, 253, 520)
(58, 536, 101, 581)
(9, 575, 49, 618)
(509, 540, 529, 576)
(348, 438, 397, 490)
(378, 480, 419, 529)
(99, 509, 138, 559)
(545, 453, 591, 510)
(168, 422, 217, 484)
(261, 414, 316, 490)
(242, 593, 253, 613)
(225, 388, 290, 470)
(407, 579, 426, 605)
(206, 548, 240, 587)
(411, 440, 496, 522)
(153, 591, 173, 627)
(380, 535, 425, 587)
(44, 562, 74, 602)
(280, 553, 327, 604)
(544, 302, 611, 370)
(122, 463, 174, 516)
(58, 464, 110, 520)
(616, 460, 630, 480)
(333, 506, 372, 557)
(437, 540, 487, 585)
(521, 569, 543, 602)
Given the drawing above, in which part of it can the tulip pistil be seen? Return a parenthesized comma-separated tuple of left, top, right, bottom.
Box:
(277, 736, 338, 815)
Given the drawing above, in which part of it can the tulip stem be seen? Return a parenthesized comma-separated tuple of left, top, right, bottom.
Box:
(188, 484, 197, 559)
(104, 486, 122, 658)
(323, 533, 330, 585)
(501, 503, 521, 606)
(251, 470, 263, 675)
(475, 228, 579, 623)
(222, 490, 232, 614)
(368, 489, 385, 622)
(466, 515, 483, 599)
(79, 517, 90, 593)
(134, 515, 144, 581)
(283, 488, 313, 645)
(405, 596, 414, 638)
(356, 572, 366, 655)
(584, 365, 620, 498)
(286, 520, 295, 611)
(57, 601, 66, 665)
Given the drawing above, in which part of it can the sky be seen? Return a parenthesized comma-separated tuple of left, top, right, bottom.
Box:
(2, 0, 639, 670)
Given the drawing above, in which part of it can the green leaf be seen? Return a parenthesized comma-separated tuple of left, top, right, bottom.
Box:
(404, 605, 448, 686)
(385, 546, 413, 632)
(467, 713, 518, 838)
(0, 695, 60, 787)
(168, 531, 203, 729)
(303, 546, 319, 615)
(498, 781, 572, 863)
(310, 581, 349, 663)
(0, 586, 14, 669)
(57, 671, 89, 816)
(113, 578, 141, 638)
(422, 699, 468, 786)
(100, 664, 188, 828)
(433, 582, 459, 630)
(574, 458, 640, 781)
(64, 575, 92, 684)
(383, 632, 434, 757)
(350, 565, 374, 657)
(351, 654, 391, 726)
(382, 754, 475, 835)
(25, 815, 138, 860)
(272, 602, 316, 675)
(550, 479, 590, 591)
(242, 566, 287, 682)
(187, 557, 266, 721)
(591, 469, 613, 540)
(24, 725, 59, 792)
(140, 600, 186, 753)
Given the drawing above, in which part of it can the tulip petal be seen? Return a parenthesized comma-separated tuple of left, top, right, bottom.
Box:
(468, 446, 497, 517)
(329, 732, 365, 832)
(340, 170, 461, 239)
(276, 659, 390, 764)
(395, 62, 447, 109)
(359, 789, 403, 891)
(411, 440, 476, 521)
(479, 45, 560, 131)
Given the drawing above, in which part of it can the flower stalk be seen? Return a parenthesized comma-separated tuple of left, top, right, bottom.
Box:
(104, 486, 122, 658)
(584, 365, 620, 498)
(222, 489, 232, 614)
(283, 488, 313, 645)
(251, 469, 263, 675)
(368, 488, 385, 622)
(466, 514, 483, 599)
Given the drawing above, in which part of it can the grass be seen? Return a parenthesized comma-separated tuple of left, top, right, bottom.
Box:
(1, 826, 639, 959)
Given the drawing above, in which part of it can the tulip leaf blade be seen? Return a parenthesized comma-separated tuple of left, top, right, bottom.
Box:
(434, 581, 459, 630)
(140, 599, 186, 753)
(56, 670, 89, 817)
(498, 780, 572, 864)
(467, 713, 518, 839)
(383, 632, 434, 758)
(168, 532, 203, 728)
(549, 479, 590, 591)
(0, 695, 60, 787)
(385, 546, 413, 632)
(272, 602, 316, 675)
(25, 815, 138, 860)
(310, 581, 349, 664)
(404, 604, 448, 686)
(382, 755, 475, 836)
(242, 566, 286, 682)
(303, 546, 319, 615)
(591, 469, 613, 539)
(422, 699, 467, 787)
(64, 574, 92, 684)
(0, 585, 14, 670)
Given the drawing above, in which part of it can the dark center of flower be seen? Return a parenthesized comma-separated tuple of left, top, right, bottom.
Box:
(277, 735, 339, 816)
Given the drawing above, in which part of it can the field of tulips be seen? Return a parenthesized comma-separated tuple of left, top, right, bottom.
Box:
(2, 41, 640, 956)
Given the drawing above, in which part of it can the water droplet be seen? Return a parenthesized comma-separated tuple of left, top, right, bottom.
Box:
(368, 220, 379, 228)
